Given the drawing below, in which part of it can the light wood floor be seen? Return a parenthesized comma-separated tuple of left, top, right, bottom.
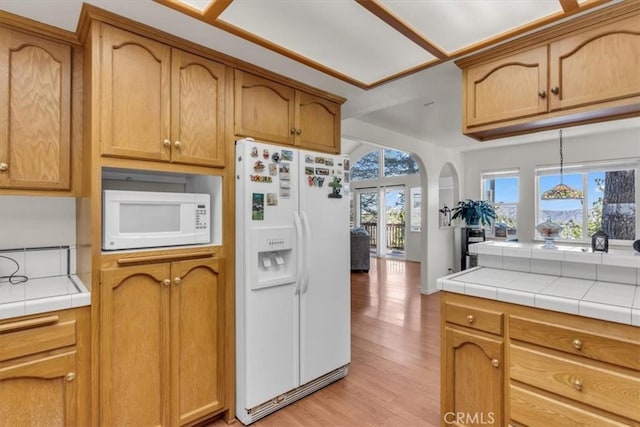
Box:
(215, 258, 441, 426)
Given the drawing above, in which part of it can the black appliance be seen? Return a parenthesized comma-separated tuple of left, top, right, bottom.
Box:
(461, 227, 485, 270)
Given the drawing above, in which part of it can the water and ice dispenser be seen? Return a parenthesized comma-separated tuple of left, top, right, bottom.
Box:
(251, 227, 296, 290)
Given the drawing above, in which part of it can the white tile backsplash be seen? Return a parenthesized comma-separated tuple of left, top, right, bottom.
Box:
(562, 262, 596, 280)
(478, 254, 502, 269)
(0, 250, 25, 278)
(502, 256, 531, 273)
(25, 249, 62, 278)
(530, 259, 562, 276)
(596, 264, 637, 285)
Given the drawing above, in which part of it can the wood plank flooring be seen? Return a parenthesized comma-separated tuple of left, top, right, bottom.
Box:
(214, 258, 441, 426)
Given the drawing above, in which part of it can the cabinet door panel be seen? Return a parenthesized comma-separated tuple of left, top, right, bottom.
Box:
(171, 258, 224, 425)
(100, 24, 171, 162)
(0, 29, 70, 190)
(0, 351, 76, 426)
(234, 70, 295, 145)
(443, 326, 503, 426)
(465, 46, 548, 127)
(549, 15, 640, 111)
(101, 264, 171, 427)
(296, 91, 340, 153)
(171, 50, 226, 167)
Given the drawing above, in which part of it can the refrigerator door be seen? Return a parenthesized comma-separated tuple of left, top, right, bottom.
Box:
(298, 150, 351, 385)
(236, 140, 302, 409)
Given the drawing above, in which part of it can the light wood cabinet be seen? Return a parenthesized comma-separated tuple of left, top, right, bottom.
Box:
(99, 24, 225, 167)
(459, 6, 640, 140)
(441, 292, 640, 427)
(0, 308, 90, 426)
(0, 27, 71, 190)
(234, 70, 341, 153)
(100, 257, 225, 427)
(441, 301, 504, 426)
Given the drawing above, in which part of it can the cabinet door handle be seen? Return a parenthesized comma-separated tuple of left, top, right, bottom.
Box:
(572, 339, 583, 350)
(162, 279, 171, 286)
(538, 90, 547, 99)
(66, 372, 76, 382)
(491, 358, 500, 368)
(163, 139, 171, 147)
(551, 86, 560, 95)
(573, 379, 583, 391)
(466, 315, 475, 324)
(291, 128, 297, 135)
(174, 277, 182, 285)
(174, 140, 181, 149)
(0, 162, 8, 171)
(296, 129, 302, 135)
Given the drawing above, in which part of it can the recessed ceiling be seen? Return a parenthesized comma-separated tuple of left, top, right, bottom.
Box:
(156, 0, 615, 88)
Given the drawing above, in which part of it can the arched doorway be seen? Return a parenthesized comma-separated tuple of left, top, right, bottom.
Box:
(350, 147, 421, 261)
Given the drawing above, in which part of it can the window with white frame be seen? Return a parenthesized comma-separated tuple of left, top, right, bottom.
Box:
(482, 170, 519, 239)
(536, 159, 637, 242)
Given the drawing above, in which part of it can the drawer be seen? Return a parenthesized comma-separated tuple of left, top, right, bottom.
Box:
(445, 301, 503, 335)
(510, 344, 640, 421)
(510, 385, 631, 427)
(0, 312, 76, 362)
(510, 315, 640, 370)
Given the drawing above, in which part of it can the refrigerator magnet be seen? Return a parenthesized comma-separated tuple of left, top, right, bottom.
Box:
(281, 150, 293, 161)
(250, 147, 258, 157)
(280, 187, 291, 198)
(253, 160, 265, 172)
(308, 176, 314, 187)
(325, 158, 334, 167)
(315, 157, 325, 164)
(305, 167, 314, 175)
(271, 152, 280, 163)
(304, 154, 314, 164)
(315, 167, 329, 176)
(262, 149, 269, 159)
(343, 159, 350, 170)
(252, 193, 264, 220)
(268, 163, 277, 176)
(267, 193, 278, 206)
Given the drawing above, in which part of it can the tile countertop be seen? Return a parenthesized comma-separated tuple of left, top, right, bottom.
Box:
(437, 267, 640, 326)
(0, 246, 90, 320)
(469, 240, 640, 267)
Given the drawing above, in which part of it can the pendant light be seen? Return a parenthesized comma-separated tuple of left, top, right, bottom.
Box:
(540, 130, 583, 200)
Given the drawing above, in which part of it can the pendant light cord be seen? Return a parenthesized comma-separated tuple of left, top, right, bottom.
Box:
(559, 129, 564, 184)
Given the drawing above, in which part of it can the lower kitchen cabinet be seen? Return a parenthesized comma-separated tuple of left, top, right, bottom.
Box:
(442, 326, 504, 427)
(0, 307, 90, 427)
(100, 257, 225, 426)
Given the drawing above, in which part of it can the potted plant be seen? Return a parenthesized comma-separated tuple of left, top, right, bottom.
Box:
(451, 199, 496, 228)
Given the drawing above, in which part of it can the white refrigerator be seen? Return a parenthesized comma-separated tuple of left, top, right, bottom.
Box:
(235, 138, 351, 424)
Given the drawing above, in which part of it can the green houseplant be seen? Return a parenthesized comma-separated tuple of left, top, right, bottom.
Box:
(451, 199, 496, 227)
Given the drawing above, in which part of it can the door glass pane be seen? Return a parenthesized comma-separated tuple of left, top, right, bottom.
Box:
(385, 187, 405, 257)
(359, 191, 378, 251)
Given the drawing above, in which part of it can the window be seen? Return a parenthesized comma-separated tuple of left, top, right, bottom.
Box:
(482, 170, 519, 239)
(383, 149, 419, 177)
(351, 151, 379, 181)
(536, 160, 637, 242)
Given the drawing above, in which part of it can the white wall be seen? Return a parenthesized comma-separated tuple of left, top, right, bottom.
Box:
(461, 119, 640, 243)
(343, 118, 463, 294)
(0, 196, 76, 249)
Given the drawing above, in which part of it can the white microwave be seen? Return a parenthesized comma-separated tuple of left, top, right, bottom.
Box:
(102, 190, 210, 250)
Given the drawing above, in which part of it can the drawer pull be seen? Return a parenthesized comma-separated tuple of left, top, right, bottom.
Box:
(0, 315, 59, 334)
(572, 339, 583, 350)
(573, 379, 583, 391)
(66, 372, 76, 382)
(466, 315, 475, 324)
(162, 279, 171, 287)
(491, 358, 500, 368)
(174, 277, 181, 285)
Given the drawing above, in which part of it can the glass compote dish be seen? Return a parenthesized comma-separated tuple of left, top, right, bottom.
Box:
(535, 217, 563, 249)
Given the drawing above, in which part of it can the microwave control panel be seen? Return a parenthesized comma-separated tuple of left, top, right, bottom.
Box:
(195, 204, 208, 230)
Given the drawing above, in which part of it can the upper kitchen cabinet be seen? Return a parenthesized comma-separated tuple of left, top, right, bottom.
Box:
(0, 28, 71, 190)
(464, 46, 548, 127)
(235, 70, 341, 153)
(97, 24, 225, 167)
(548, 13, 640, 112)
(458, 3, 640, 141)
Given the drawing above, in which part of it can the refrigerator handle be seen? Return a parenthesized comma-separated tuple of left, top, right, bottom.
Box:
(293, 211, 304, 295)
(300, 210, 312, 294)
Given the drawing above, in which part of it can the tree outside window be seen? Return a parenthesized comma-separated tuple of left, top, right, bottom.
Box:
(537, 163, 636, 241)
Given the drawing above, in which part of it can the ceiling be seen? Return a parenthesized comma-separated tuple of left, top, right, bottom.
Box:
(1, 0, 636, 151)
